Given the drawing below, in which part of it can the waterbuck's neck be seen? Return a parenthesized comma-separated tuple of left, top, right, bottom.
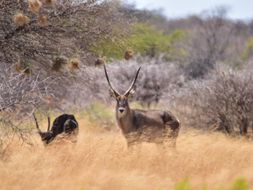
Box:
(116, 104, 134, 134)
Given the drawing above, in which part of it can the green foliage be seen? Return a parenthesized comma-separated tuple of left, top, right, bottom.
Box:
(173, 178, 248, 190)
(242, 37, 253, 60)
(228, 178, 248, 190)
(174, 179, 191, 190)
(91, 23, 187, 60)
(84, 102, 115, 128)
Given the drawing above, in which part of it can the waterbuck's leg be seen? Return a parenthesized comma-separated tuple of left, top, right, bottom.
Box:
(162, 112, 180, 148)
(127, 141, 141, 153)
(125, 132, 141, 151)
(127, 140, 140, 148)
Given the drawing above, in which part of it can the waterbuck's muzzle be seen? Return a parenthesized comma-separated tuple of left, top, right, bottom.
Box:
(118, 107, 125, 113)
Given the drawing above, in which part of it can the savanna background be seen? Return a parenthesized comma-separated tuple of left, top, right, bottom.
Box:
(1, 0, 253, 189)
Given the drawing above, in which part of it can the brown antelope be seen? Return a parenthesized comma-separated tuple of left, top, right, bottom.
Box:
(33, 113, 79, 144)
(104, 65, 180, 147)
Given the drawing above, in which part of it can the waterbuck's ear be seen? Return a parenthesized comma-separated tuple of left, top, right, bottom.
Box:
(109, 89, 118, 98)
(127, 88, 136, 99)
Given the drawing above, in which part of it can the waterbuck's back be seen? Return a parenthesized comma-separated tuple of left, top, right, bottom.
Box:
(132, 109, 165, 128)
(130, 109, 178, 142)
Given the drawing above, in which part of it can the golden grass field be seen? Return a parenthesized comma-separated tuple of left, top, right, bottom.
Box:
(0, 116, 253, 190)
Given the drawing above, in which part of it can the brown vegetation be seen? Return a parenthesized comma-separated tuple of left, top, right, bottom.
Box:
(1, 117, 253, 189)
(167, 65, 253, 137)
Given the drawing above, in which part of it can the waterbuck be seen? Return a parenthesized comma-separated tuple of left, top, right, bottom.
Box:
(104, 65, 180, 147)
(33, 113, 79, 144)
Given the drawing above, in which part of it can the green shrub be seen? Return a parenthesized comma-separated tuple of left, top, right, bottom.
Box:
(242, 37, 253, 60)
(172, 178, 248, 190)
(174, 179, 191, 190)
(229, 178, 248, 190)
(84, 102, 115, 128)
(91, 23, 186, 60)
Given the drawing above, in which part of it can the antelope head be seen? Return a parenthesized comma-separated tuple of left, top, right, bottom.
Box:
(104, 65, 141, 118)
(33, 113, 54, 144)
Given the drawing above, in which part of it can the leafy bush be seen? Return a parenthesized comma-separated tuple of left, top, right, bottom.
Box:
(229, 178, 248, 190)
(242, 37, 253, 61)
(173, 178, 248, 190)
(174, 179, 191, 190)
(91, 23, 186, 60)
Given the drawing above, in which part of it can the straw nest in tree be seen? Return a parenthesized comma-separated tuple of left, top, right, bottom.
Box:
(52, 56, 68, 71)
(13, 13, 30, 27)
(95, 57, 106, 67)
(124, 50, 134, 60)
(43, 0, 56, 6)
(15, 60, 32, 75)
(28, 0, 42, 13)
(68, 58, 80, 70)
(37, 15, 48, 27)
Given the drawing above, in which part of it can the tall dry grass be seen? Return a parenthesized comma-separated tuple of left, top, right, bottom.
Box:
(1, 117, 253, 190)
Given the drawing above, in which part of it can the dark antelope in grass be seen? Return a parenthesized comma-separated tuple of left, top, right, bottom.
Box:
(33, 113, 79, 144)
(104, 65, 180, 147)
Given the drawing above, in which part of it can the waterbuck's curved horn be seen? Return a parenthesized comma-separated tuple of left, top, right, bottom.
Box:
(33, 113, 42, 133)
(124, 67, 141, 96)
(104, 64, 120, 97)
(47, 116, 50, 132)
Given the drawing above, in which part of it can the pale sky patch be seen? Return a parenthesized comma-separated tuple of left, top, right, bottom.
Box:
(126, 0, 253, 20)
